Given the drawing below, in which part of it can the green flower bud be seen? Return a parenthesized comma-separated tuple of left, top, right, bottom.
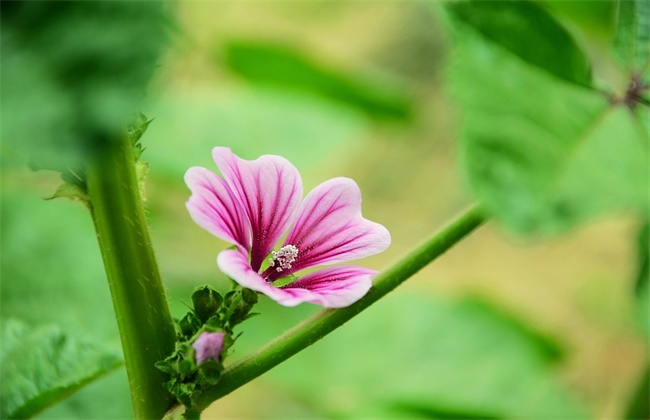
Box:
(192, 286, 222, 322)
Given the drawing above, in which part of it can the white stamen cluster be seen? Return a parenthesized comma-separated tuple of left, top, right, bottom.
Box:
(269, 244, 299, 273)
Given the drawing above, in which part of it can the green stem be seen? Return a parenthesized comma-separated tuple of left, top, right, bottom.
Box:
(194, 204, 485, 411)
(624, 363, 649, 419)
(183, 408, 202, 419)
(86, 132, 176, 419)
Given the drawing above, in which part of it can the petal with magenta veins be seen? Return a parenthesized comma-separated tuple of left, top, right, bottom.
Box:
(280, 177, 390, 275)
(185, 166, 251, 253)
(280, 266, 375, 308)
(213, 147, 303, 272)
(217, 249, 289, 300)
(218, 249, 374, 308)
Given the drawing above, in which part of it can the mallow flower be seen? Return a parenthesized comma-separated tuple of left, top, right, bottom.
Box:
(192, 332, 225, 365)
(185, 147, 391, 308)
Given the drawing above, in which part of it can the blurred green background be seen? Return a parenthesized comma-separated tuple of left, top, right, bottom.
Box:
(1, 1, 646, 419)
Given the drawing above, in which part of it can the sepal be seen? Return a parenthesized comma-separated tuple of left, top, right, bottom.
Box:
(224, 286, 258, 329)
(192, 286, 223, 323)
(198, 360, 223, 385)
(177, 313, 201, 338)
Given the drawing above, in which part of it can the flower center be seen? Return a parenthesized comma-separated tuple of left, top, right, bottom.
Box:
(269, 244, 299, 273)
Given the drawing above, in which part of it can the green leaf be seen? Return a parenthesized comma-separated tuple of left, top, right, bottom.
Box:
(0, 2, 171, 172)
(624, 364, 650, 419)
(614, 0, 650, 75)
(127, 112, 154, 156)
(449, 17, 648, 235)
(45, 181, 89, 207)
(635, 220, 649, 297)
(0, 319, 123, 419)
(633, 220, 649, 337)
(1, 187, 131, 417)
(539, 0, 616, 38)
(0, 190, 117, 339)
(627, 221, 650, 419)
(233, 295, 584, 418)
(220, 41, 413, 120)
(39, 370, 133, 419)
(445, 0, 592, 86)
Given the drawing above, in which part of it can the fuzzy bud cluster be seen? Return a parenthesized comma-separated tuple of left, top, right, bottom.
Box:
(155, 284, 258, 408)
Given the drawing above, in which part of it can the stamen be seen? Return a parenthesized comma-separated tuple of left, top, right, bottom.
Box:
(268, 244, 299, 273)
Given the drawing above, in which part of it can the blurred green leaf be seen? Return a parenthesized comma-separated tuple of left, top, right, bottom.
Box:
(235, 295, 584, 419)
(448, 14, 648, 235)
(38, 370, 133, 420)
(624, 364, 650, 419)
(0, 189, 128, 417)
(0, 188, 138, 418)
(633, 220, 649, 339)
(220, 41, 413, 120)
(449, 298, 565, 362)
(539, 0, 616, 39)
(445, 0, 592, 86)
(0, 1, 171, 172)
(614, 0, 650, 76)
(378, 401, 501, 420)
(635, 220, 649, 298)
(0, 319, 123, 419)
(0, 190, 116, 338)
(144, 87, 368, 180)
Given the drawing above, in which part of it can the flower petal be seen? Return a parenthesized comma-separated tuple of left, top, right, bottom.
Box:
(217, 249, 289, 299)
(192, 332, 225, 365)
(185, 167, 250, 252)
(280, 266, 375, 308)
(218, 250, 373, 308)
(213, 147, 303, 272)
(280, 177, 390, 275)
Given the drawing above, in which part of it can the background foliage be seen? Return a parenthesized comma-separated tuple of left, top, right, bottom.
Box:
(1, 1, 647, 418)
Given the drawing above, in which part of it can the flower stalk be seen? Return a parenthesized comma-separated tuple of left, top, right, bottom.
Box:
(85, 131, 176, 419)
(193, 204, 486, 411)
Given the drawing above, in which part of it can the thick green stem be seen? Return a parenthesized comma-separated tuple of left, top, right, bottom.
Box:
(86, 132, 176, 419)
(194, 205, 485, 411)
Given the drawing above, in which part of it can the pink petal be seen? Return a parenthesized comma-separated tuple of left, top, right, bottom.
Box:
(217, 250, 373, 308)
(213, 147, 303, 272)
(280, 266, 375, 308)
(279, 177, 390, 276)
(217, 249, 288, 299)
(185, 167, 251, 252)
(192, 332, 225, 365)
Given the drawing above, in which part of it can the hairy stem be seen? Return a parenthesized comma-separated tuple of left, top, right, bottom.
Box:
(86, 132, 176, 418)
(194, 204, 485, 411)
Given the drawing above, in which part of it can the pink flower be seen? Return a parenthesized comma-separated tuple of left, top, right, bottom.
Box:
(192, 332, 225, 365)
(185, 147, 391, 308)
